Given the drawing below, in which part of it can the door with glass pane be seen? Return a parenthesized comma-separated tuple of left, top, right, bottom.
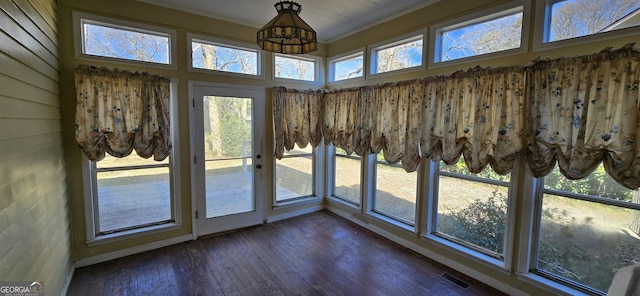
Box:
(192, 84, 265, 236)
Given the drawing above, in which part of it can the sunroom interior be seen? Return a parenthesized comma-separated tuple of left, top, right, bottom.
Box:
(2, 0, 640, 295)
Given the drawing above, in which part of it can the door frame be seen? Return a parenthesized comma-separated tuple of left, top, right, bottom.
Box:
(188, 81, 266, 238)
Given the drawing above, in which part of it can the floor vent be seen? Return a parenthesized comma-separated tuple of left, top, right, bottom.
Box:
(441, 273, 471, 290)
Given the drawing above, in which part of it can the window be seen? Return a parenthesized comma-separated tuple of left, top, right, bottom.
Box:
(90, 153, 174, 234)
(433, 4, 524, 63)
(434, 158, 511, 258)
(74, 12, 175, 66)
(542, 0, 640, 43)
(373, 155, 417, 225)
(370, 34, 424, 75)
(84, 81, 179, 241)
(190, 35, 261, 76)
(328, 50, 364, 82)
(534, 164, 640, 294)
(275, 144, 314, 202)
(273, 54, 322, 83)
(331, 147, 361, 205)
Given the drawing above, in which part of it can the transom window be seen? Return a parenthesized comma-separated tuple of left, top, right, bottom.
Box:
(328, 51, 364, 82)
(75, 12, 174, 66)
(273, 54, 321, 83)
(434, 5, 524, 63)
(370, 34, 424, 75)
(543, 0, 640, 43)
(534, 164, 640, 294)
(191, 37, 260, 76)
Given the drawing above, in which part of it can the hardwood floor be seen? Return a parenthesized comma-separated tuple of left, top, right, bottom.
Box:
(67, 211, 506, 296)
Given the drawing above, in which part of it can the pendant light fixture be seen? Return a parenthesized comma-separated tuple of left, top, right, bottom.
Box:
(257, 1, 317, 54)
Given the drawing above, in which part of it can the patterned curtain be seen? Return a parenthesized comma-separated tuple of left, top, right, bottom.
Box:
(421, 66, 525, 175)
(74, 66, 172, 161)
(272, 87, 324, 159)
(526, 44, 640, 189)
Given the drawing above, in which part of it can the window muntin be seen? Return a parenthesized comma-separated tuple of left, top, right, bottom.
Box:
(544, 0, 640, 43)
(332, 148, 361, 205)
(535, 164, 640, 294)
(93, 152, 173, 234)
(436, 7, 523, 62)
(435, 158, 511, 258)
(374, 155, 417, 225)
(276, 144, 314, 202)
(330, 52, 364, 82)
(371, 35, 423, 74)
(80, 19, 171, 64)
(191, 39, 259, 75)
(274, 54, 316, 82)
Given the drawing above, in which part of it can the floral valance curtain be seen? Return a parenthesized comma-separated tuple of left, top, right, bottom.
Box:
(277, 66, 525, 174)
(74, 66, 172, 161)
(526, 44, 640, 189)
(272, 87, 324, 159)
(421, 66, 525, 175)
(273, 44, 640, 188)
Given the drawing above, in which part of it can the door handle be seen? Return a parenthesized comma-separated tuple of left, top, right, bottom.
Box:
(256, 164, 262, 169)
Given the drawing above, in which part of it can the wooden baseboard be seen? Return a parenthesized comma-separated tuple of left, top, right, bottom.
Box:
(74, 234, 193, 268)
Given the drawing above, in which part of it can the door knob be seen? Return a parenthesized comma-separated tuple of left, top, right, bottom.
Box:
(256, 164, 262, 169)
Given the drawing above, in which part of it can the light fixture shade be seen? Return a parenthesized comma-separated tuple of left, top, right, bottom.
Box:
(257, 1, 317, 54)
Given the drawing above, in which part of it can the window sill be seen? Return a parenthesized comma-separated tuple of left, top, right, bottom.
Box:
(517, 273, 591, 296)
(326, 195, 360, 210)
(86, 223, 182, 247)
(423, 234, 510, 275)
(274, 195, 322, 208)
(365, 211, 416, 233)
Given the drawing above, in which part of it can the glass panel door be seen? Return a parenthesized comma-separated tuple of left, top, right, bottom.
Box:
(192, 84, 265, 236)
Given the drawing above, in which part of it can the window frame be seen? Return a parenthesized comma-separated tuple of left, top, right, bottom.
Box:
(72, 11, 177, 69)
(187, 33, 264, 79)
(327, 145, 362, 208)
(327, 48, 365, 84)
(274, 144, 323, 206)
(429, 0, 530, 68)
(368, 30, 426, 77)
(525, 168, 640, 295)
(82, 80, 181, 245)
(272, 53, 324, 85)
(424, 159, 519, 271)
(368, 154, 419, 230)
(533, 0, 640, 51)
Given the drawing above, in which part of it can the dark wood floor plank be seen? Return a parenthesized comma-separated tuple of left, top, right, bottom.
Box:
(67, 211, 506, 296)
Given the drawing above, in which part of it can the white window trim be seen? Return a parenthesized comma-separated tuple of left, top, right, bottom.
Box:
(83, 79, 182, 245)
(429, 0, 530, 69)
(187, 33, 265, 79)
(273, 143, 324, 206)
(327, 48, 366, 84)
(532, 0, 640, 52)
(425, 160, 517, 269)
(369, 155, 419, 228)
(368, 29, 427, 77)
(326, 145, 362, 208)
(272, 53, 324, 85)
(72, 11, 177, 69)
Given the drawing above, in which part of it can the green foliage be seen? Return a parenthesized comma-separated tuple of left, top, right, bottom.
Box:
(213, 97, 251, 158)
(440, 157, 510, 182)
(544, 165, 633, 202)
(438, 190, 507, 254)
